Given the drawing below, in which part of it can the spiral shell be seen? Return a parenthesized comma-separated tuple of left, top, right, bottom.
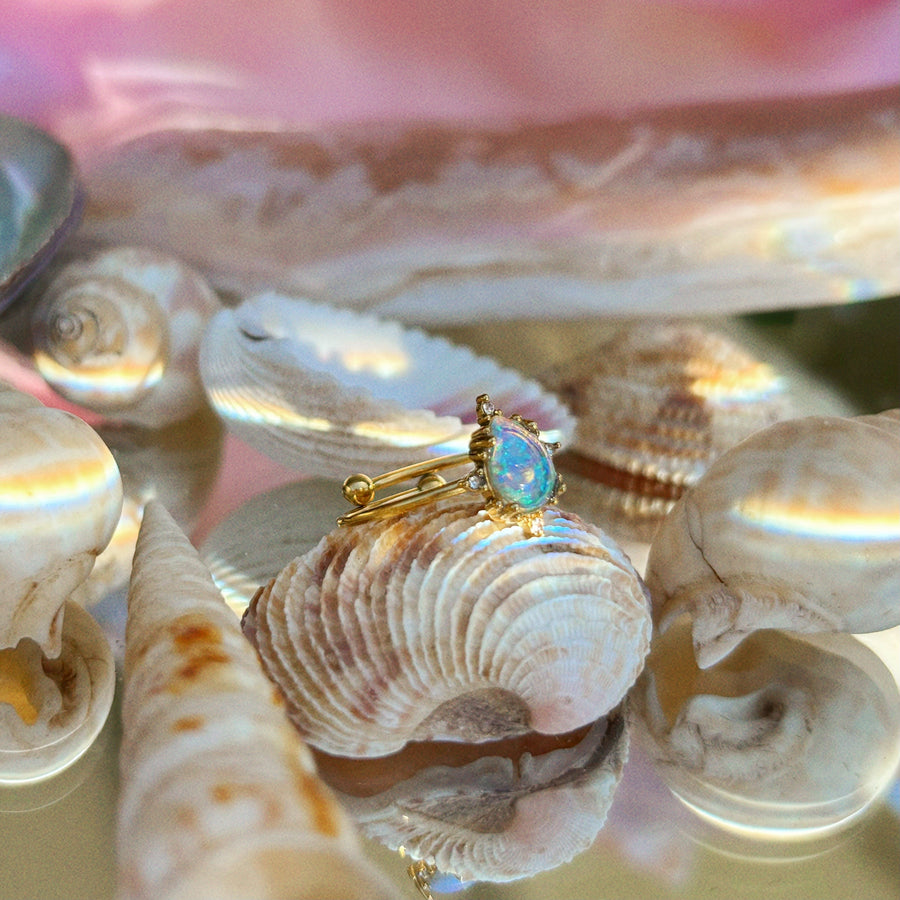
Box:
(243, 497, 652, 757)
(30, 245, 219, 428)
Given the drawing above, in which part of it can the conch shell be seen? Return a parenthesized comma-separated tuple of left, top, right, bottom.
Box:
(30, 245, 219, 428)
(645, 410, 900, 669)
(243, 497, 652, 757)
(119, 499, 391, 900)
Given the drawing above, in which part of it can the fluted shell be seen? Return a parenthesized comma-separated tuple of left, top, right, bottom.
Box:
(646, 411, 900, 669)
(243, 497, 652, 757)
(120, 500, 391, 900)
(199, 292, 574, 478)
(30, 245, 220, 428)
(631, 620, 900, 833)
(0, 380, 122, 655)
(545, 322, 790, 538)
(328, 713, 628, 884)
(0, 116, 82, 313)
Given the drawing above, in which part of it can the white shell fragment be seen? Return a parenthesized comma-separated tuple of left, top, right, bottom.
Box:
(30, 245, 220, 428)
(199, 292, 574, 477)
(119, 500, 391, 900)
(645, 411, 900, 669)
(243, 497, 652, 757)
(80, 89, 900, 323)
(0, 380, 122, 655)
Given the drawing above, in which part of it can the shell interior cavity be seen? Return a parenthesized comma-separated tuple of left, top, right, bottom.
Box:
(243, 497, 652, 757)
(0, 116, 83, 313)
(199, 292, 574, 478)
(30, 245, 220, 428)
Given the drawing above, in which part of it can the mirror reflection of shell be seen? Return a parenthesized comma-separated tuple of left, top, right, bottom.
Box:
(30, 245, 220, 429)
(645, 411, 900, 669)
(199, 292, 574, 478)
(243, 497, 652, 757)
(545, 322, 791, 540)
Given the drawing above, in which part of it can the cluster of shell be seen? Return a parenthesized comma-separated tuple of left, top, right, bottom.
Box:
(0, 380, 122, 782)
(631, 409, 900, 832)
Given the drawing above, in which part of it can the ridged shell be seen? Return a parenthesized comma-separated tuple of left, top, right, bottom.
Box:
(243, 497, 652, 757)
(0, 380, 122, 655)
(30, 245, 220, 428)
(328, 713, 628, 884)
(646, 410, 900, 669)
(0, 116, 82, 313)
(120, 500, 391, 900)
(199, 292, 574, 478)
(545, 322, 791, 539)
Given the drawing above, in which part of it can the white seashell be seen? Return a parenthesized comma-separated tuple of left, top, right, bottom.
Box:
(0, 116, 82, 313)
(0, 601, 115, 784)
(325, 713, 628, 884)
(80, 89, 899, 323)
(645, 411, 900, 669)
(0, 380, 122, 655)
(631, 620, 900, 834)
(120, 499, 392, 900)
(199, 292, 574, 478)
(30, 245, 220, 428)
(243, 497, 652, 757)
(545, 321, 791, 540)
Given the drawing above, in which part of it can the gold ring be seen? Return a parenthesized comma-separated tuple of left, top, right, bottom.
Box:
(337, 393, 565, 537)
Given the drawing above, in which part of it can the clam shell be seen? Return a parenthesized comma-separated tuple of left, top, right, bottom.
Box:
(120, 499, 391, 900)
(545, 321, 791, 539)
(645, 411, 900, 669)
(199, 292, 574, 477)
(243, 497, 652, 756)
(0, 116, 82, 313)
(0, 380, 122, 655)
(79, 88, 900, 323)
(0, 601, 115, 783)
(30, 245, 220, 428)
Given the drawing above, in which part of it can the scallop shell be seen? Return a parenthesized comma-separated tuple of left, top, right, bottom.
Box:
(120, 499, 391, 900)
(243, 497, 652, 757)
(645, 410, 900, 669)
(0, 116, 82, 313)
(325, 713, 628, 884)
(30, 245, 220, 428)
(0, 379, 122, 655)
(199, 292, 574, 478)
(544, 321, 791, 540)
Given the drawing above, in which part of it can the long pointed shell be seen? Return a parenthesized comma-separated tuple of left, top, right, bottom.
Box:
(0, 380, 122, 655)
(243, 498, 651, 757)
(645, 411, 900, 668)
(119, 500, 391, 900)
(199, 292, 573, 477)
(30, 245, 219, 428)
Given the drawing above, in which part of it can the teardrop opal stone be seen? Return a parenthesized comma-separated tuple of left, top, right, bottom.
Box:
(485, 416, 557, 511)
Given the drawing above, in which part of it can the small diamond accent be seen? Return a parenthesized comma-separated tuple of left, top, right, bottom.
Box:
(466, 471, 486, 491)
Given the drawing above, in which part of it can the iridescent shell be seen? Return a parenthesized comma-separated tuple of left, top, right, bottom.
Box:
(120, 500, 391, 900)
(544, 322, 791, 540)
(0, 116, 82, 313)
(645, 410, 900, 669)
(243, 497, 652, 757)
(30, 245, 220, 428)
(199, 292, 574, 478)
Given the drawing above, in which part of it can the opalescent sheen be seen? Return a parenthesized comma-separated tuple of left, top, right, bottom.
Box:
(486, 417, 556, 511)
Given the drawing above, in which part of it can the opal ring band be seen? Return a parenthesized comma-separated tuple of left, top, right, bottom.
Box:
(338, 393, 565, 537)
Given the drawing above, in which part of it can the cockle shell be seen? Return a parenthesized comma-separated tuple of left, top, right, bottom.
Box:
(645, 410, 900, 670)
(30, 245, 220, 429)
(79, 88, 900, 323)
(0, 379, 122, 655)
(321, 712, 628, 884)
(199, 292, 574, 478)
(243, 497, 652, 757)
(544, 321, 791, 539)
(0, 116, 82, 313)
(119, 499, 391, 900)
